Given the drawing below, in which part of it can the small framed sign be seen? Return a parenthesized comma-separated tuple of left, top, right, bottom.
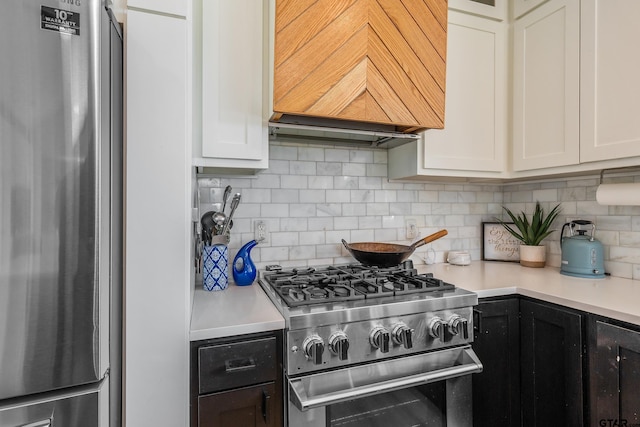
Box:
(482, 222, 521, 262)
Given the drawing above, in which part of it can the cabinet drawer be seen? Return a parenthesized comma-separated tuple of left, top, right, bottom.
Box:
(198, 337, 277, 394)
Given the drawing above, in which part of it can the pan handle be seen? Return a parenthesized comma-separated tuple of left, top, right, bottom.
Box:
(341, 239, 352, 253)
(411, 229, 448, 250)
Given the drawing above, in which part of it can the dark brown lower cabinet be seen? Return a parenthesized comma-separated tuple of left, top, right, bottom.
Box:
(520, 299, 584, 427)
(199, 383, 277, 427)
(191, 331, 284, 427)
(472, 297, 521, 427)
(588, 316, 640, 427)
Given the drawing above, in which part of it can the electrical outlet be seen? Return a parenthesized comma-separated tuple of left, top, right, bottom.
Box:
(406, 219, 418, 239)
(255, 220, 268, 243)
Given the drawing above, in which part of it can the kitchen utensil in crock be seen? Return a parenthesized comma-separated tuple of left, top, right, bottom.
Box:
(342, 229, 448, 267)
(221, 185, 232, 212)
(220, 193, 241, 237)
(212, 211, 226, 235)
(560, 220, 605, 278)
(200, 211, 216, 245)
(232, 240, 258, 286)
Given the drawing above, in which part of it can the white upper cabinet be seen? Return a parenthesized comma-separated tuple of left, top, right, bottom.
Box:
(580, 0, 640, 163)
(423, 12, 507, 174)
(449, 0, 507, 21)
(127, 0, 187, 16)
(512, 0, 580, 172)
(513, 0, 550, 19)
(193, 0, 269, 171)
(388, 10, 508, 180)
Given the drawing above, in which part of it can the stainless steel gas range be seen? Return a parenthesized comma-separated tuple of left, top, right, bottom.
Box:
(259, 261, 483, 427)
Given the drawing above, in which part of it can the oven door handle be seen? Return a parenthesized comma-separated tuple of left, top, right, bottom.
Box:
(288, 345, 482, 411)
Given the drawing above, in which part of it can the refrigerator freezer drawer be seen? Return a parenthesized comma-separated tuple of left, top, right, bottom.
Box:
(0, 379, 107, 427)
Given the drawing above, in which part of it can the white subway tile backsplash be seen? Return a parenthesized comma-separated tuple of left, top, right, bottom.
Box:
(343, 163, 366, 176)
(532, 189, 558, 202)
(349, 150, 374, 164)
(359, 177, 383, 190)
(271, 231, 299, 246)
(597, 216, 632, 231)
(326, 189, 350, 203)
(342, 203, 367, 216)
(318, 162, 342, 176)
(298, 146, 325, 161)
(308, 176, 333, 189)
(197, 141, 640, 278)
(281, 175, 308, 189)
(359, 215, 382, 229)
(366, 203, 390, 216)
(272, 189, 299, 204)
(300, 189, 326, 204)
(270, 144, 298, 160)
(281, 218, 307, 232)
(317, 204, 341, 217)
(367, 163, 387, 177)
(335, 216, 359, 230)
(334, 176, 358, 189)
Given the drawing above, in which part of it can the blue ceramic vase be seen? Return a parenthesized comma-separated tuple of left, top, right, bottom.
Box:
(232, 240, 258, 286)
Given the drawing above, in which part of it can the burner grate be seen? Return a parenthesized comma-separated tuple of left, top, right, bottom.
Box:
(262, 263, 455, 307)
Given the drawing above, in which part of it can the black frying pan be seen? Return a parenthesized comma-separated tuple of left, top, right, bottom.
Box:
(342, 229, 448, 267)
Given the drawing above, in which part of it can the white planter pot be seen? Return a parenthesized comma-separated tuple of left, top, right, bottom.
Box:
(519, 245, 546, 268)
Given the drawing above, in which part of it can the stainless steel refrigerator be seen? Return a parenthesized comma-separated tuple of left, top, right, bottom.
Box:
(0, 0, 122, 425)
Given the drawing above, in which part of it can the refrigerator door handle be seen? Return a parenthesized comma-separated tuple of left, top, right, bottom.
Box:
(19, 420, 51, 427)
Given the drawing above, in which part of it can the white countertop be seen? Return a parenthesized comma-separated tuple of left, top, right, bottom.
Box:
(419, 261, 640, 326)
(189, 261, 640, 341)
(190, 283, 285, 341)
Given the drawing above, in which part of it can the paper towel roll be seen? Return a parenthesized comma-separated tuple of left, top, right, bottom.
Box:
(596, 183, 640, 205)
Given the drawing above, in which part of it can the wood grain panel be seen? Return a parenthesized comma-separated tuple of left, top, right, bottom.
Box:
(402, 0, 447, 59)
(339, 92, 369, 119)
(275, 0, 318, 30)
(369, 0, 445, 121)
(377, 0, 445, 85)
(274, 0, 358, 69)
(368, 61, 417, 124)
(308, 59, 368, 116)
(273, 2, 367, 102)
(425, 0, 448, 31)
(369, 30, 440, 125)
(275, 27, 368, 112)
(273, 0, 447, 129)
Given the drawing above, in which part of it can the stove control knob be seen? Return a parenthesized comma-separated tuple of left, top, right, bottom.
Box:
(369, 326, 391, 353)
(428, 317, 446, 342)
(329, 331, 350, 361)
(302, 335, 325, 365)
(392, 323, 414, 349)
(447, 315, 469, 339)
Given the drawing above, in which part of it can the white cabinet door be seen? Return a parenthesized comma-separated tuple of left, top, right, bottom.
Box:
(127, 0, 187, 16)
(513, 0, 550, 19)
(449, 0, 507, 21)
(195, 0, 269, 170)
(581, 0, 640, 163)
(512, 0, 580, 171)
(422, 11, 507, 173)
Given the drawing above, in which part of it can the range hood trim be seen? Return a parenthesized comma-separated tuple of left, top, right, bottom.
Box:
(268, 121, 421, 149)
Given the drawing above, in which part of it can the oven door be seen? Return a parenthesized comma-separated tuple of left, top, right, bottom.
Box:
(287, 345, 482, 427)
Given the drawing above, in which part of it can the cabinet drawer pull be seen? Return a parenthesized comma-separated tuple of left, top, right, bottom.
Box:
(224, 357, 256, 373)
(473, 308, 483, 336)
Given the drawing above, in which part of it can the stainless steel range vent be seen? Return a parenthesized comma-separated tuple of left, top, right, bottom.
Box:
(268, 116, 420, 149)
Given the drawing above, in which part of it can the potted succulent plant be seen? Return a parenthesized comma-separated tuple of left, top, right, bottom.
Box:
(496, 201, 561, 268)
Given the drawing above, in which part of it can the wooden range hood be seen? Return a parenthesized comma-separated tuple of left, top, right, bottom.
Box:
(270, 0, 447, 146)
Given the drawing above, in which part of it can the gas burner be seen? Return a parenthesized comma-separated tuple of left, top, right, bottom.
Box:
(261, 263, 455, 307)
